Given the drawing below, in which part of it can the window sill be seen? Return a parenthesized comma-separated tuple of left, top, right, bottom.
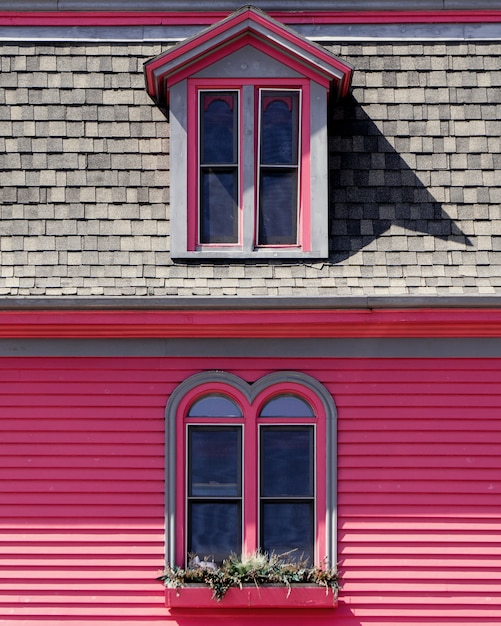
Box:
(172, 249, 327, 261)
(165, 585, 337, 609)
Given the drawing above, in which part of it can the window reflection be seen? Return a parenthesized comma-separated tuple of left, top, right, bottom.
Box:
(201, 93, 237, 165)
(199, 91, 239, 244)
(260, 95, 298, 165)
(261, 502, 314, 563)
(260, 394, 314, 417)
(188, 394, 243, 417)
(261, 426, 313, 497)
(189, 427, 242, 497)
(187, 426, 242, 563)
(189, 502, 241, 564)
(260, 426, 314, 562)
(258, 90, 300, 246)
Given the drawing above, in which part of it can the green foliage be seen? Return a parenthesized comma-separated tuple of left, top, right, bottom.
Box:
(157, 551, 340, 601)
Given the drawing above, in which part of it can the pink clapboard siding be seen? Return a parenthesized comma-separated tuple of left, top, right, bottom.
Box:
(0, 355, 500, 625)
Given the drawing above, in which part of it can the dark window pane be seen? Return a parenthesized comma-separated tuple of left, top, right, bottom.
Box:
(261, 502, 313, 563)
(200, 169, 238, 243)
(189, 502, 241, 563)
(261, 427, 313, 497)
(258, 170, 297, 245)
(201, 92, 237, 164)
(260, 93, 299, 165)
(260, 395, 314, 418)
(189, 427, 241, 497)
(188, 394, 242, 418)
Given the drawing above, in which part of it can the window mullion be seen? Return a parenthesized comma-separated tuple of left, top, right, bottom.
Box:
(243, 403, 258, 556)
(241, 84, 255, 253)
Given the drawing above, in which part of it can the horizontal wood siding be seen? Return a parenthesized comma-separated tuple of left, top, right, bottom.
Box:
(1, 356, 500, 625)
(0, 357, 170, 625)
(334, 358, 501, 626)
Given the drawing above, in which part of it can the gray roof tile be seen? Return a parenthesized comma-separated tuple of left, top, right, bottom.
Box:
(1, 40, 500, 296)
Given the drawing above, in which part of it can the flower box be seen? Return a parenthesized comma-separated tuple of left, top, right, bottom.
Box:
(165, 585, 337, 609)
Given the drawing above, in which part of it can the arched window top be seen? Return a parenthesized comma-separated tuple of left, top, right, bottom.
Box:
(187, 393, 243, 418)
(259, 394, 315, 418)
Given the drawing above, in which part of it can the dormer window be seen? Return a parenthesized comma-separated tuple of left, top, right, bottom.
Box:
(144, 6, 353, 260)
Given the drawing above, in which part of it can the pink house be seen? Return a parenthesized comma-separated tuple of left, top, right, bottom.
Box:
(1, 2, 501, 625)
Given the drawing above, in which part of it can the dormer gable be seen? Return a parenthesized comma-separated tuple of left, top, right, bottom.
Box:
(144, 5, 353, 114)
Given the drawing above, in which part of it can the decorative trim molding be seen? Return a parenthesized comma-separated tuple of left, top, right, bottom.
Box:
(0, 10, 500, 41)
(1, 308, 501, 339)
(144, 7, 353, 103)
(2, 10, 501, 26)
(1, 2, 501, 12)
(2, 337, 501, 358)
(2, 296, 501, 311)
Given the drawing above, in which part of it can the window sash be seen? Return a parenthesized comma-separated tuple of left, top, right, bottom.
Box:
(188, 501, 242, 565)
(259, 425, 315, 562)
(257, 89, 301, 247)
(194, 84, 306, 252)
(198, 90, 239, 245)
(170, 374, 333, 568)
(187, 425, 243, 562)
(185, 415, 317, 564)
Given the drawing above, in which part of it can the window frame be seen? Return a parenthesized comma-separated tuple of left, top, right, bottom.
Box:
(258, 422, 316, 560)
(187, 78, 311, 256)
(197, 89, 240, 246)
(165, 371, 337, 568)
(257, 87, 302, 248)
(168, 73, 328, 261)
(186, 423, 243, 563)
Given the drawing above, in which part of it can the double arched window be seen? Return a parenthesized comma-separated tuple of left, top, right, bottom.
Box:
(165, 371, 337, 568)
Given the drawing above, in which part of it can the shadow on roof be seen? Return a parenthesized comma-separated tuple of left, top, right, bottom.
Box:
(328, 94, 472, 264)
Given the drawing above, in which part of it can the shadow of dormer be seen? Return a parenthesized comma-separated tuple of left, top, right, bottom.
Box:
(328, 95, 471, 264)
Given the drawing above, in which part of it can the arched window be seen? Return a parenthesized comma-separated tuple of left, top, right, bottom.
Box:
(165, 371, 337, 567)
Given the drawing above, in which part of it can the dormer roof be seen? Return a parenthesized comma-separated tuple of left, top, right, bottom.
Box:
(144, 5, 353, 110)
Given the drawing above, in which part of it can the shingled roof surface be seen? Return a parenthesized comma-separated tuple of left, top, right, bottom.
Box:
(0, 41, 500, 296)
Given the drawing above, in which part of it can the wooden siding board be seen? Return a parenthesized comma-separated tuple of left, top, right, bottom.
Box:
(1, 355, 501, 624)
(0, 358, 167, 623)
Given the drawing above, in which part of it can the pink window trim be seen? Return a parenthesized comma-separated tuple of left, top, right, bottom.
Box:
(187, 78, 311, 253)
(175, 380, 327, 567)
(300, 86, 311, 251)
(187, 85, 242, 251)
(256, 87, 310, 251)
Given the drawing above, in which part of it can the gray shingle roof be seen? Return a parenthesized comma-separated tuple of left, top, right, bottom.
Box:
(0, 41, 500, 297)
